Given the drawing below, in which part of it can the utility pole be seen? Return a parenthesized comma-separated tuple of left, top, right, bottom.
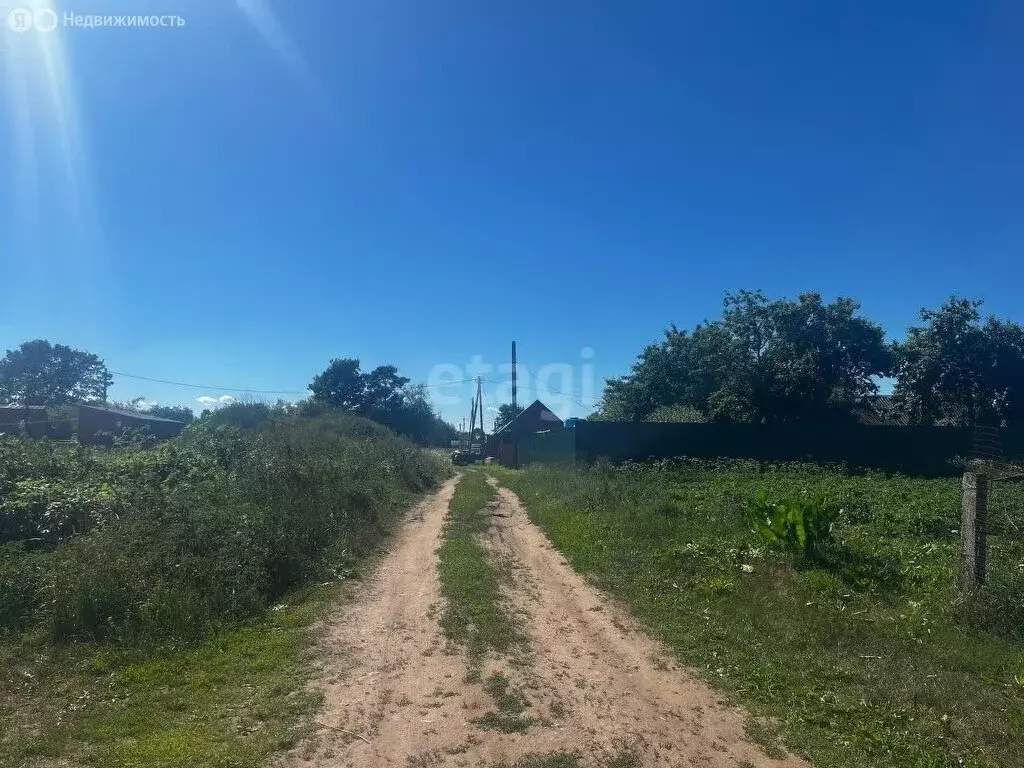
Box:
(469, 388, 478, 442)
(477, 377, 485, 437)
(511, 341, 517, 413)
(471, 377, 482, 438)
(466, 377, 486, 451)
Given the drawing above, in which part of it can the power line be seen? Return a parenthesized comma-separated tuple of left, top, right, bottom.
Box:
(480, 379, 497, 431)
(534, 386, 600, 412)
(108, 370, 479, 396)
(484, 370, 602, 412)
(491, 365, 598, 400)
(109, 366, 599, 409)
(109, 371, 309, 395)
(417, 377, 479, 389)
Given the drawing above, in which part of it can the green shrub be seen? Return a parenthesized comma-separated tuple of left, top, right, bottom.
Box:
(743, 491, 836, 561)
(0, 477, 119, 545)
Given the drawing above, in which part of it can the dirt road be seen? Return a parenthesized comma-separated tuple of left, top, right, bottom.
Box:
(285, 474, 808, 768)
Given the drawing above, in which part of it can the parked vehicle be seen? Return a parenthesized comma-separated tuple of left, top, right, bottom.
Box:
(451, 444, 483, 465)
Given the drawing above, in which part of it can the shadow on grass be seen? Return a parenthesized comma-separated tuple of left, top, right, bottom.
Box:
(963, 573, 1024, 642)
(805, 540, 903, 594)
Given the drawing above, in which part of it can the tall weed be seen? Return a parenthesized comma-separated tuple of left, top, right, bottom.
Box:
(743, 492, 836, 561)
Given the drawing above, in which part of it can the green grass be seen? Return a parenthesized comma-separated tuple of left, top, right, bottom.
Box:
(470, 710, 536, 734)
(491, 460, 1024, 768)
(497, 750, 639, 768)
(604, 752, 640, 768)
(0, 583, 332, 768)
(483, 672, 530, 714)
(470, 672, 536, 733)
(437, 470, 525, 661)
(501, 753, 581, 768)
(437, 470, 536, 734)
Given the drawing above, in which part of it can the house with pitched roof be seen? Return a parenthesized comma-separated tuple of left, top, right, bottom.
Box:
(487, 399, 563, 467)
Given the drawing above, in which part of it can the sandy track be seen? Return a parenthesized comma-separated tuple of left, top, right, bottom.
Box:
(481, 479, 807, 768)
(284, 474, 808, 768)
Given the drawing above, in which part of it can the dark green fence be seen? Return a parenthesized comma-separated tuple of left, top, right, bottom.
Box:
(517, 428, 576, 466)
(517, 422, 1024, 476)
(1003, 429, 1024, 460)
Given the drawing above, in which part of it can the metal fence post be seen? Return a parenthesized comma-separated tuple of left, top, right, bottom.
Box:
(961, 472, 989, 590)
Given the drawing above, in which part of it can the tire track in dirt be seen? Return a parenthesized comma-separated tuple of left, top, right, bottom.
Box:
(480, 477, 808, 767)
(283, 476, 542, 768)
(283, 474, 809, 767)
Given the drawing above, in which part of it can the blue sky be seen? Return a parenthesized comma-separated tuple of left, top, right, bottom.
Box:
(1, 0, 1022, 426)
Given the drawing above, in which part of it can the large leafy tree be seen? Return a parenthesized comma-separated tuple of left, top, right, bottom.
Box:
(892, 298, 1024, 427)
(601, 322, 734, 420)
(308, 358, 365, 410)
(309, 358, 413, 414)
(0, 340, 113, 406)
(645, 404, 706, 423)
(362, 365, 410, 414)
(374, 384, 458, 445)
(493, 403, 524, 432)
(711, 290, 893, 423)
(308, 359, 454, 444)
(598, 291, 892, 423)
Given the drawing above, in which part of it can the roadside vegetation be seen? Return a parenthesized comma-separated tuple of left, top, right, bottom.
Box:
(437, 469, 525, 663)
(436, 469, 540, 738)
(492, 460, 1024, 768)
(0, 403, 450, 767)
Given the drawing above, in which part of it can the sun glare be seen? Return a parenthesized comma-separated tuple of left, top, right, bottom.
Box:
(3, 0, 93, 242)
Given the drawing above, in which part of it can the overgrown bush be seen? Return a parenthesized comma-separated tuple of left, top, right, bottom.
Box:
(0, 544, 45, 630)
(0, 406, 449, 644)
(0, 478, 118, 545)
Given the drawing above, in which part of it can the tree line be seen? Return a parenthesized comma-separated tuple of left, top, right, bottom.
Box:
(303, 358, 457, 444)
(0, 342, 457, 445)
(595, 292, 1024, 428)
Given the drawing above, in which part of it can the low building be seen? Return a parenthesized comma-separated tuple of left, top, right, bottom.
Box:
(487, 400, 564, 467)
(77, 404, 186, 445)
(0, 405, 50, 439)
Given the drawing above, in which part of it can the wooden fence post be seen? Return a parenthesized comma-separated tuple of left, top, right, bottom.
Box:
(961, 472, 989, 590)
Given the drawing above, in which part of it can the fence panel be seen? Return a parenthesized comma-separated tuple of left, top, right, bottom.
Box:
(517, 428, 576, 467)
(983, 468, 1024, 606)
(571, 421, 988, 475)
